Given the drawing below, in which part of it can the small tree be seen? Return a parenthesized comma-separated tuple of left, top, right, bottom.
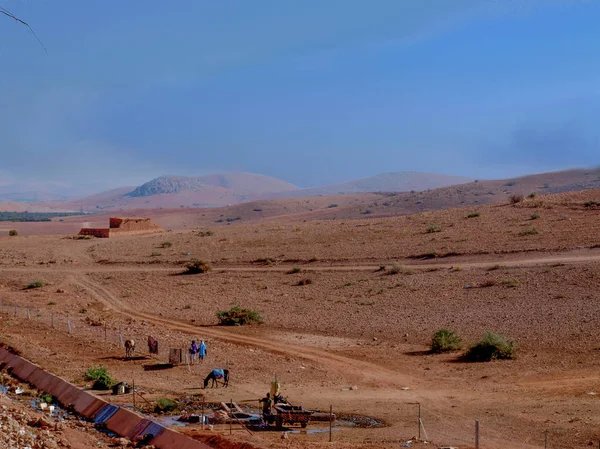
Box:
(8, 229, 18, 236)
(431, 329, 462, 353)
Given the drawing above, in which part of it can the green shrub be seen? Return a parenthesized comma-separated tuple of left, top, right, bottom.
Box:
(83, 365, 114, 390)
(467, 212, 480, 218)
(530, 213, 540, 220)
(47, 301, 56, 306)
(216, 306, 263, 326)
(388, 263, 414, 275)
(184, 259, 212, 274)
(150, 251, 161, 257)
(26, 281, 44, 289)
(509, 194, 524, 204)
(197, 230, 214, 237)
(584, 201, 600, 208)
(288, 266, 301, 274)
(39, 393, 54, 404)
(464, 332, 516, 362)
(377, 264, 386, 272)
(75, 234, 92, 240)
(327, 204, 338, 208)
(160, 242, 173, 248)
(527, 192, 538, 199)
(79, 308, 87, 314)
(8, 229, 18, 236)
(431, 329, 462, 353)
(426, 225, 442, 233)
(519, 227, 538, 236)
(155, 398, 178, 413)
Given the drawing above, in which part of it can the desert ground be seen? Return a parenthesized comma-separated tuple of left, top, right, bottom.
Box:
(1, 189, 600, 448)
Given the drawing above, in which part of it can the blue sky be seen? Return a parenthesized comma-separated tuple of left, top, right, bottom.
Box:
(1, 0, 599, 194)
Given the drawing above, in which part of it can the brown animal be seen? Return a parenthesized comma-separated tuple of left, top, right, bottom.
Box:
(125, 339, 135, 358)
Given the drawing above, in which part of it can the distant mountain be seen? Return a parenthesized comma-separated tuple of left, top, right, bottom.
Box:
(0, 191, 74, 203)
(127, 173, 298, 198)
(281, 172, 473, 197)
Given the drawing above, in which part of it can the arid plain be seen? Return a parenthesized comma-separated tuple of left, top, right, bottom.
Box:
(1, 188, 600, 449)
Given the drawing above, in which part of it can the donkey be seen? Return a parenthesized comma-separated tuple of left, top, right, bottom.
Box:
(203, 369, 229, 388)
(124, 339, 135, 359)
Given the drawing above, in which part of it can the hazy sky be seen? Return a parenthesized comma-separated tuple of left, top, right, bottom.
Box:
(1, 0, 599, 194)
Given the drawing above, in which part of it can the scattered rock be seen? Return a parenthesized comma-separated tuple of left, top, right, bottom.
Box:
(56, 289, 65, 294)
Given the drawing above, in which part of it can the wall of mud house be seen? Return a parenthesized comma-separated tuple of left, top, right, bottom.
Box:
(78, 228, 110, 238)
(109, 217, 160, 233)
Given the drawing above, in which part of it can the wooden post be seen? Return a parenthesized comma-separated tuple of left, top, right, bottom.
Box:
(201, 398, 205, 430)
(27, 307, 30, 319)
(418, 402, 421, 440)
(475, 420, 480, 449)
(329, 404, 333, 442)
(67, 312, 72, 334)
(230, 398, 233, 435)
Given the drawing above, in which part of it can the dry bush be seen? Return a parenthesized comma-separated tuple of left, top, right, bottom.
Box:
(509, 194, 524, 204)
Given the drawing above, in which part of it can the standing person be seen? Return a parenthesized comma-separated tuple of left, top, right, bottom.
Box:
(190, 340, 198, 363)
(199, 340, 207, 361)
(259, 393, 272, 425)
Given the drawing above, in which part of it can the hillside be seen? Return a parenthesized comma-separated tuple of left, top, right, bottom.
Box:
(288, 171, 473, 196)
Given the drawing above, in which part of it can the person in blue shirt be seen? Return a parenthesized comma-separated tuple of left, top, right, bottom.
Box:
(199, 340, 207, 361)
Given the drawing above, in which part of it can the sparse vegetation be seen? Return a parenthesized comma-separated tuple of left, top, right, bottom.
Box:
(327, 204, 338, 208)
(527, 192, 538, 199)
(154, 398, 178, 413)
(79, 308, 87, 314)
(216, 306, 263, 326)
(26, 281, 44, 289)
(296, 278, 313, 286)
(519, 226, 538, 236)
(431, 329, 462, 353)
(358, 300, 376, 306)
(509, 194, 524, 204)
(530, 213, 540, 220)
(184, 259, 212, 274)
(197, 230, 214, 237)
(426, 225, 442, 233)
(39, 393, 54, 404)
(584, 200, 600, 208)
(74, 234, 92, 240)
(150, 251, 161, 257)
(502, 279, 520, 288)
(377, 264, 386, 272)
(8, 229, 18, 236)
(388, 263, 415, 275)
(467, 212, 480, 218)
(488, 264, 505, 271)
(464, 332, 516, 362)
(83, 365, 114, 390)
(255, 258, 275, 265)
(47, 301, 56, 306)
(288, 266, 302, 274)
(160, 241, 173, 248)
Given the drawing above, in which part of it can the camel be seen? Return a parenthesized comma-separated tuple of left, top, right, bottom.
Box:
(204, 369, 229, 388)
(125, 339, 135, 359)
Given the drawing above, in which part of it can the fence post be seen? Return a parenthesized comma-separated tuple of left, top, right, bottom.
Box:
(230, 398, 233, 435)
(418, 403, 421, 440)
(329, 404, 333, 442)
(67, 312, 72, 334)
(475, 420, 480, 449)
(27, 307, 30, 320)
